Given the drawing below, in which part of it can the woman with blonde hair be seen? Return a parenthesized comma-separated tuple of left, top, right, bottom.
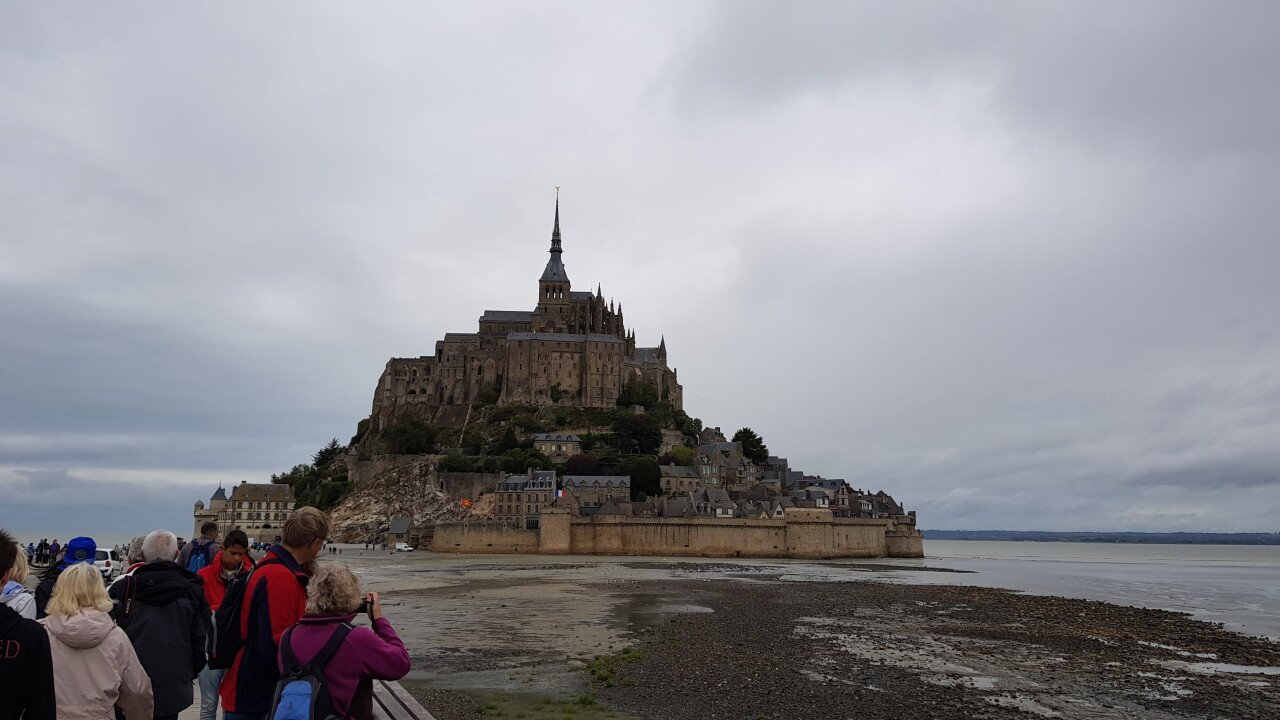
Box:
(40, 562, 153, 720)
(1, 546, 36, 619)
(276, 563, 409, 720)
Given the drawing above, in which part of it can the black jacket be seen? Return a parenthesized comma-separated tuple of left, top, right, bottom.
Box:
(108, 561, 210, 716)
(33, 565, 63, 619)
(0, 603, 56, 720)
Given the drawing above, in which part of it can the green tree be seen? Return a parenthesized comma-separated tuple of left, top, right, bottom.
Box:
(612, 414, 662, 455)
(565, 453, 603, 475)
(499, 448, 553, 474)
(658, 446, 694, 466)
(313, 438, 344, 468)
(732, 427, 770, 465)
(495, 426, 520, 454)
(624, 457, 662, 500)
(384, 417, 437, 454)
(438, 453, 479, 473)
(616, 380, 660, 409)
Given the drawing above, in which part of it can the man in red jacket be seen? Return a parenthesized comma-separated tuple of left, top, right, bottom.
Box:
(195, 530, 251, 720)
(219, 509, 328, 720)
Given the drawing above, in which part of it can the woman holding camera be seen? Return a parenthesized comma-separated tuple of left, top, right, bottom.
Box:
(279, 563, 410, 719)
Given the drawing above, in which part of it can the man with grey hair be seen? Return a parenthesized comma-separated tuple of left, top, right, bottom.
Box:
(109, 530, 209, 720)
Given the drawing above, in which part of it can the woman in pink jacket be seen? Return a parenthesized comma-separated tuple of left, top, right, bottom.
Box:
(40, 563, 153, 720)
(278, 563, 410, 719)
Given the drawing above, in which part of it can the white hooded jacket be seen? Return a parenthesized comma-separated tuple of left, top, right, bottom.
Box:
(0, 579, 35, 619)
(41, 608, 153, 720)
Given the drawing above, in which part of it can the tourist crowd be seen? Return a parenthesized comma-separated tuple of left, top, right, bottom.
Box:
(0, 508, 411, 720)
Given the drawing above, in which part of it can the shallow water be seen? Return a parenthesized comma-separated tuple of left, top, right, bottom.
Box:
(866, 540, 1280, 639)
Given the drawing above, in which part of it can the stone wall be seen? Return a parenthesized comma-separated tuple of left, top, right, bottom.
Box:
(435, 510, 923, 559)
(432, 522, 540, 553)
(437, 472, 501, 501)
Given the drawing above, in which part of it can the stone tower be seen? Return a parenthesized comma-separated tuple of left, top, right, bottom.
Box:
(535, 193, 571, 332)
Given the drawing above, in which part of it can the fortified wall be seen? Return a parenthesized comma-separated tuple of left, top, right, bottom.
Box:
(433, 508, 924, 559)
(347, 454, 500, 501)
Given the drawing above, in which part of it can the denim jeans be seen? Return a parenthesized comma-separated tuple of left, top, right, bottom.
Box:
(221, 712, 263, 720)
(197, 665, 226, 720)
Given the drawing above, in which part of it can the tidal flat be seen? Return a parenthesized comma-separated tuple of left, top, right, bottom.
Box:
(339, 549, 1280, 719)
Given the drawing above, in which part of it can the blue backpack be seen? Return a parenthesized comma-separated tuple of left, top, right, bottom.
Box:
(186, 540, 214, 573)
(269, 623, 353, 720)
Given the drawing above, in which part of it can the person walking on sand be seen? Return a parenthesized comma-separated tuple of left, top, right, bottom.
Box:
(0, 528, 55, 720)
(220, 507, 329, 720)
(48, 541, 60, 564)
(41, 562, 153, 720)
(109, 530, 209, 720)
(34, 536, 97, 619)
(194, 530, 253, 720)
(277, 563, 410, 720)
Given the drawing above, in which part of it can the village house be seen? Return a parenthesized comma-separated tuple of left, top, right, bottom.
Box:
(790, 486, 832, 510)
(562, 475, 631, 508)
(494, 469, 557, 529)
(695, 441, 758, 489)
(692, 487, 737, 518)
(659, 463, 700, 494)
(532, 433, 582, 462)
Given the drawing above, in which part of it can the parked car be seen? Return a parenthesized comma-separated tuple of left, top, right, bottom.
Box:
(94, 548, 122, 580)
(394, 543, 414, 552)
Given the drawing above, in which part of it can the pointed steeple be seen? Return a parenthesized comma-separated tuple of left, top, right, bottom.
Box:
(540, 188, 569, 284)
(551, 188, 562, 251)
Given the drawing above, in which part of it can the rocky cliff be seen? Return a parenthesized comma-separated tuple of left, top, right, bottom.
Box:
(327, 457, 492, 541)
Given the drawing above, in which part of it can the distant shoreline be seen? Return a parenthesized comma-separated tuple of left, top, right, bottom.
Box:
(923, 530, 1280, 545)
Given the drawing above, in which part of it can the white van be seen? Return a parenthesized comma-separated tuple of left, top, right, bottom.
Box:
(394, 543, 414, 552)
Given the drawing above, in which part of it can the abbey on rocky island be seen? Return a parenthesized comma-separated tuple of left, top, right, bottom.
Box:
(367, 196, 683, 432)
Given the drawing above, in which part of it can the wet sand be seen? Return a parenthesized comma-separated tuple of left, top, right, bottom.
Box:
(330, 546, 1280, 719)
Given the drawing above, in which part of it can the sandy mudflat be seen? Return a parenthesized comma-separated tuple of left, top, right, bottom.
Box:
(331, 548, 1280, 719)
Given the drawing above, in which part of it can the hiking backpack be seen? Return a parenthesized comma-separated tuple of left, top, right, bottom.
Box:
(268, 623, 353, 720)
(207, 555, 274, 669)
(186, 539, 215, 573)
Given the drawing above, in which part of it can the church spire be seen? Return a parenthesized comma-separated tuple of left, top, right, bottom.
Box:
(539, 188, 569, 284)
(551, 187, 561, 251)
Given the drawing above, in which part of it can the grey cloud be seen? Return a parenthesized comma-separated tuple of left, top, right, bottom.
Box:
(1, 3, 1277, 534)
(667, 2, 1280, 155)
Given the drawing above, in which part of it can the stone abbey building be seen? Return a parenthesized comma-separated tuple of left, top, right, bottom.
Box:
(367, 197, 683, 431)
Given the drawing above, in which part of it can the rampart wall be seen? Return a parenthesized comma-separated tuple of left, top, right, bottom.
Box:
(346, 454, 500, 501)
(433, 522, 540, 553)
(434, 510, 923, 559)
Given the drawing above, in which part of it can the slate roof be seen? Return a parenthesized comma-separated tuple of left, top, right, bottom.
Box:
(698, 442, 741, 455)
(661, 497, 694, 517)
(210, 486, 228, 502)
(633, 347, 661, 363)
(563, 475, 631, 488)
(659, 464, 698, 478)
(497, 469, 557, 492)
(533, 433, 582, 443)
(388, 517, 413, 534)
(507, 332, 622, 344)
(569, 291, 595, 301)
(228, 483, 295, 503)
(597, 498, 625, 516)
(480, 310, 535, 323)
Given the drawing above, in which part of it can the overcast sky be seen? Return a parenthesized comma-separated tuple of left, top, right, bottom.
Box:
(3, 2, 1278, 538)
